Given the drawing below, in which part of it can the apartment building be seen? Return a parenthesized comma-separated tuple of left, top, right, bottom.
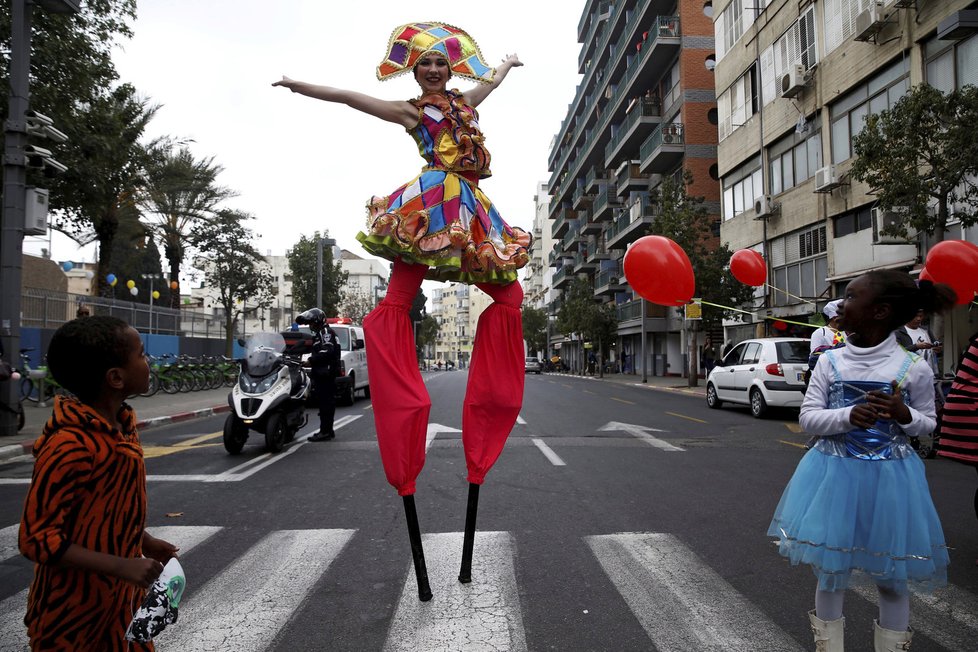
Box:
(715, 0, 978, 346)
(547, 0, 719, 376)
(430, 283, 493, 366)
(522, 182, 555, 311)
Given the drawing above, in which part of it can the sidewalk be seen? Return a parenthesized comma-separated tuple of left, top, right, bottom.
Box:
(0, 387, 232, 463)
(1, 373, 704, 464)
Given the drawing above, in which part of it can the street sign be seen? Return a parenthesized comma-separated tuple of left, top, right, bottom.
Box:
(684, 301, 702, 320)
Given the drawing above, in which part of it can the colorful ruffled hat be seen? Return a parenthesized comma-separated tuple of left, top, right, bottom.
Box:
(377, 22, 495, 85)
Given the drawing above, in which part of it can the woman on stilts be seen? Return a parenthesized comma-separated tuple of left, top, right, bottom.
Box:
(273, 22, 530, 601)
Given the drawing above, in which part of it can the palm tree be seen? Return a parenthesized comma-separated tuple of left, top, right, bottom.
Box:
(139, 143, 235, 307)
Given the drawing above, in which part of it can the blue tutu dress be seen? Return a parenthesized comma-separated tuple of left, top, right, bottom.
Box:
(767, 348, 949, 593)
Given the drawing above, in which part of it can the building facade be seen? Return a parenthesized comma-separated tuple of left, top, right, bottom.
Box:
(430, 283, 493, 367)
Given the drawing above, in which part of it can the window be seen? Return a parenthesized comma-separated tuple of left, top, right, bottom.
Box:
(925, 32, 978, 92)
(759, 6, 817, 105)
(718, 66, 757, 141)
(770, 225, 829, 306)
(833, 206, 873, 238)
(769, 129, 822, 195)
(715, 0, 768, 62)
(743, 342, 763, 364)
(829, 59, 909, 164)
(722, 156, 763, 220)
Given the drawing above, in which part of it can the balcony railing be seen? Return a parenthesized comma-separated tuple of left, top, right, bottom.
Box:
(617, 299, 643, 322)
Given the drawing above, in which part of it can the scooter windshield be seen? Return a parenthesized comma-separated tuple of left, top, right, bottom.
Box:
(245, 332, 286, 377)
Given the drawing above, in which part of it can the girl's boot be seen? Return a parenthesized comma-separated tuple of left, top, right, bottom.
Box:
(809, 610, 845, 652)
(873, 620, 913, 651)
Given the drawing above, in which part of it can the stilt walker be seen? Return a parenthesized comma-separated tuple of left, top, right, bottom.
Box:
(274, 22, 530, 601)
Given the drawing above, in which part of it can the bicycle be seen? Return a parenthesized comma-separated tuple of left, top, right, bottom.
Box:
(18, 349, 61, 404)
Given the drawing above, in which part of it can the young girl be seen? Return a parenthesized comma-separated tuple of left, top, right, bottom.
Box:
(768, 270, 955, 652)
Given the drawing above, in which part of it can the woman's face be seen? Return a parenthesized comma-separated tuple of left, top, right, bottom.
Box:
(415, 54, 450, 94)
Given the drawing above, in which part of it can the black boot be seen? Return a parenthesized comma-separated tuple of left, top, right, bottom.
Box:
(309, 429, 335, 442)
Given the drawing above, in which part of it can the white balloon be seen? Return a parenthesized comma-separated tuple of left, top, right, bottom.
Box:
(130, 287, 139, 296)
(84, 270, 94, 280)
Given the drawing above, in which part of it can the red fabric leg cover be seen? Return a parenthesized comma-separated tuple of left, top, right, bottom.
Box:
(363, 259, 430, 496)
(462, 281, 525, 485)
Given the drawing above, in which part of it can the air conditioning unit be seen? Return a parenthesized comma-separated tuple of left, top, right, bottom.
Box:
(814, 165, 841, 192)
(24, 187, 49, 236)
(662, 132, 678, 144)
(754, 195, 775, 219)
(872, 207, 916, 244)
(781, 64, 808, 99)
(854, 2, 887, 42)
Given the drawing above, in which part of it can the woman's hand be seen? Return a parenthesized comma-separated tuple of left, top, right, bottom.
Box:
(501, 54, 523, 68)
(866, 381, 912, 425)
(143, 532, 179, 564)
(272, 76, 299, 91)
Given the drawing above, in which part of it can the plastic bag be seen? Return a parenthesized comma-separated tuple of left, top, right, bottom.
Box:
(125, 557, 186, 642)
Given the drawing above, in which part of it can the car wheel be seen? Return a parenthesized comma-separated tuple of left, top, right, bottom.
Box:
(363, 384, 371, 399)
(706, 383, 722, 409)
(750, 388, 768, 418)
(223, 414, 248, 454)
(339, 375, 355, 407)
(264, 413, 285, 453)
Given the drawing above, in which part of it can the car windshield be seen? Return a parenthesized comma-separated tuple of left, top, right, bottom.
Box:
(776, 341, 810, 363)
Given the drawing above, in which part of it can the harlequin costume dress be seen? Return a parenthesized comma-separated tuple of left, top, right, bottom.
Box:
(357, 22, 530, 497)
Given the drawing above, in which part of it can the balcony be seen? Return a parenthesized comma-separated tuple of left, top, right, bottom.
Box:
(550, 205, 576, 239)
(572, 185, 592, 210)
(621, 16, 682, 105)
(594, 267, 627, 297)
(615, 161, 648, 197)
(585, 166, 608, 191)
(639, 123, 685, 174)
(617, 298, 669, 322)
(558, 228, 582, 255)
(553, 265, 575, 289)
(580, 210, 603, 235)
(606, 196, 658, 250)
(592, 184, 622, 222)
(572, 251, 598, 273)
(586, 241, 612, 264)
(604, 98, 662, 167)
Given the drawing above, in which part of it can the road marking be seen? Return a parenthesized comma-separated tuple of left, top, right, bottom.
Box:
(0, 525, 222, 651)
(778, 440, 808, 449)
(516, 414, 527, 425)
(532, 438, 566, 466)
(142, 430, 226, 459)
(598, 421, 684, 452)
(384, 532, 526, 652)
(586, 533, 805, 652)
(852, 582, 978, 650)
(426, 423, 462, 452)
(665, 411, 707, 424)
(611, 397, 635, 405)
(0, 524, 18, 562)
(158, 529, 354, 652)
(783, 422, 804, 433)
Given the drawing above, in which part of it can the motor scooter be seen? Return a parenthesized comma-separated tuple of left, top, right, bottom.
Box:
(224, 331, 310, 454)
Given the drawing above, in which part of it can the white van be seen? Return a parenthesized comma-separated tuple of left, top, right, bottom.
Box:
(326, 319, 369, 406)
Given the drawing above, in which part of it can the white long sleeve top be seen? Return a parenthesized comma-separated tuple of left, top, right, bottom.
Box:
(800, 333, 936, 438)
(809, 326, 843, 353)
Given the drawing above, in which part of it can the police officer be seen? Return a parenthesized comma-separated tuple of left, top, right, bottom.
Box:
(296, 309, 341, 442)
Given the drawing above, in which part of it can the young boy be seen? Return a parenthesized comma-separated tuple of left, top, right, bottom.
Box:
(19, 316, 178, 651)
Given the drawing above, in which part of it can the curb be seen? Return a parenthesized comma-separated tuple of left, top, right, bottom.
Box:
(546, 372, 707, 396)
(0, 404, 232, 465)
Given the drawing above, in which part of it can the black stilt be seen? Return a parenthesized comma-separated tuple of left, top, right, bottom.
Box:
(458, 482, 480, 583)
(402, 495, 432, 601)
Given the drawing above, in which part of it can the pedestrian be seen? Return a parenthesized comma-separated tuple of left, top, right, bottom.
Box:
(809, 299, 846, 354)
(701, 336, 716, 375)
(273, 22, 530, 593)
(935, 329, 978, 566)
(894, 308, 942, 376)
(768, 270, 956, 651)
(18, 316, 178, 651)
(76, 305, 90, 318)
(297, 308, 340, 442)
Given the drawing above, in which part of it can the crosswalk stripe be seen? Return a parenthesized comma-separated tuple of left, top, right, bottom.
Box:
(0, 525, 223, 650)
(586, 533, 805, 652)
(532, 438, 566, 466)
(384, 531, 527, 652)
(0, 524, 18, 562)
(157, 528, 354, 651)
(852, 581, 978, 650)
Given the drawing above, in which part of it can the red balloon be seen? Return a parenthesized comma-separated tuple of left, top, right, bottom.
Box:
(920, 266, 972, 304)
(623, 235, 695, 306)
(772, 320, 788, 331)
(729, 249, 767, 286)
(918, 267, 933, 282)
(925, 240, 978, 291)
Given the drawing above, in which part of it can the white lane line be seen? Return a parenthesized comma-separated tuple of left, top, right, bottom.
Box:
(517, 414, 527, 425)
(0, 524, 19, 562)
(425, 423, 462, 452)
(384, 531, 527, 652)
(586, 533, 804, 652)
(0, 525, 223, 651)
(158, 529, 355, 652)
(852, 582, 978, 650)
(532, 438, 566, 466)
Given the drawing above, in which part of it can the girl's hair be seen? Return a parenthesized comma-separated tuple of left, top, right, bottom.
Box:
(47, 315, 134, 403)
(864, 269, 957, 327)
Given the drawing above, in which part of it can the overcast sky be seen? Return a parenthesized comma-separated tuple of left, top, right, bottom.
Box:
(27, 1, 586, 289)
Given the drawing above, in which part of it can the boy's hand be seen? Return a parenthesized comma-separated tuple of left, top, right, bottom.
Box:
(119, 557, 164, 589)
(866, 381, 912, 424)
(143, 532, 179, 564)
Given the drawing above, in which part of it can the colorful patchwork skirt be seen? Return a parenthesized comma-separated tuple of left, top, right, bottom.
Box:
(355, 169, 532, 285)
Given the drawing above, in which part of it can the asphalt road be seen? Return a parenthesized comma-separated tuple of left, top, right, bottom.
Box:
(0, 371, 976, 651)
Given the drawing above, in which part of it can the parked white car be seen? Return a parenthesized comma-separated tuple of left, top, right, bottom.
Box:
(705, 337, 810, 418)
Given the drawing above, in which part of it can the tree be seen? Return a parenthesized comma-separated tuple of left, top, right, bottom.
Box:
(521, 305, 548, 355)
(189, 210, 273, 356)
(647, 171, 754, 332)
(106, 205, 166, 305)
(851, 84, 978, 241)
(286, 232, 348, 316)
(338, 288, 376, 324)
(556, 277, 617, 375)
(139, 143, 236, 308)
(416, 314, 440, 363)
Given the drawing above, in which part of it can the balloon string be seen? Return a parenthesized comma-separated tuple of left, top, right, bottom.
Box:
(694, 298, 820, 330)
(765, 283, 816, 306)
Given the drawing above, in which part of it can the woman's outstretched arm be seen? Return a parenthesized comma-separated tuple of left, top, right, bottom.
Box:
(463, 54, 523, 108)
(273, 76, 418, 128)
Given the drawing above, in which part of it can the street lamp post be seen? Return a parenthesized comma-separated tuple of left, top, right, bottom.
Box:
(141, 273, 163, 335)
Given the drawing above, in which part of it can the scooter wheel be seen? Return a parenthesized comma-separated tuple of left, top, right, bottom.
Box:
(265, 413, 286, 453)
(223, 414, 248, 454)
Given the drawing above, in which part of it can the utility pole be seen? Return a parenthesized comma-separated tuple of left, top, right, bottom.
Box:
(0, 0, 79, 436)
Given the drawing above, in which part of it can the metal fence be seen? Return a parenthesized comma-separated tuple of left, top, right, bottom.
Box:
(22, 288, 226, 338)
